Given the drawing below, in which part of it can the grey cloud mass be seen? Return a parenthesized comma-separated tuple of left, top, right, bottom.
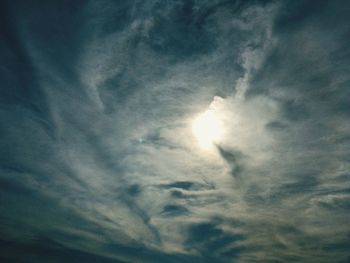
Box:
(1, 0, 350, 262)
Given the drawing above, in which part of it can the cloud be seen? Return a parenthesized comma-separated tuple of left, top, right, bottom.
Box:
(0, 0, 349, 262)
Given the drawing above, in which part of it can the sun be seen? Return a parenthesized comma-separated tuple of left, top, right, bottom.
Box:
(192, 109, 223, 149)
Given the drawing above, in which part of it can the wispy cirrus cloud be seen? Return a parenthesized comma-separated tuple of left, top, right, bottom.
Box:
(0, 0, 349, 262)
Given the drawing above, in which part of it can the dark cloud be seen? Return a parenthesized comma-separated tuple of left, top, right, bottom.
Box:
(161, 204, 189, 217)
(185, 221, 245, 262)
(160, 180, 214, 191)
(0, 238, 126, 263)
(216, 146, 246, 188)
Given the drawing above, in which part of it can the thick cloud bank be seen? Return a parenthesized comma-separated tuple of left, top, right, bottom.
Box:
(1, 0, 350, 262)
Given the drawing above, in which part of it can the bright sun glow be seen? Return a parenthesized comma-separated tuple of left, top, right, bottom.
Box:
(192, 109, 223, 149)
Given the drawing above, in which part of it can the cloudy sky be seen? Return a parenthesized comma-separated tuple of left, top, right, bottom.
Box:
(1, 0, 350, 262)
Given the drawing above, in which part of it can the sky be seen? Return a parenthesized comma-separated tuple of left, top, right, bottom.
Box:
(0, 0, 350, 262)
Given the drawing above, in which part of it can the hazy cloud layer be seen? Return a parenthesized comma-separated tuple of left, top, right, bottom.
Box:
(1, 0, 349, 262)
